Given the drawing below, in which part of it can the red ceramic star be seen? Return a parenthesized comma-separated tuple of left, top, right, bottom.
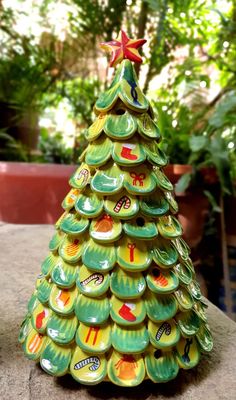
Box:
(100, 30, 146, 67)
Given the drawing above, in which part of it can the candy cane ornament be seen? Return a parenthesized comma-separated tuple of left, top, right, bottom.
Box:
(113, 195, 131, 213)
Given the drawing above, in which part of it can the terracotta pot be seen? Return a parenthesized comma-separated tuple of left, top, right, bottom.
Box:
(0, 162, 76, 224)
(164, 164, 209, 248)
(164, 164, 193, 184)
(200, 166, 218, 185)
(176, 190, 209, 248)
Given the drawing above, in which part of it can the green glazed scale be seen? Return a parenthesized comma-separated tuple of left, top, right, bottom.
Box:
(19, 30, 213, 387)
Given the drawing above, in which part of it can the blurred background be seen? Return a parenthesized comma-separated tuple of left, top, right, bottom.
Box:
(0, 0, 236, 319)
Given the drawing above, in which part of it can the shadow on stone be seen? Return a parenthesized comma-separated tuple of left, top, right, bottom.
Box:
(55, 356, 213, 399)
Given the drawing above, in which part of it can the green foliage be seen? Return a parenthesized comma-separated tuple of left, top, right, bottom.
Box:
(0, 52, 56, 114)
(189, 132, 234, 195)
(147, 1, 236, 196)
(189, 136, 208, 152)
(71, 0, 127, 41)
(186, 89, 236, 195)
(0, 4, 61, 160)
(0, 130, 28, 161)
(208, 92, 236, 129)
(0, 0, 235, 202)
(154, 101, 193, 164)
(49, 77, 100, 125)
(175, 172, 192, 194)
(203, 190, 222, 213)
(0, 9, 58, 112)
(38, 77, 98, 164)
(39, 128, 73, 164)
(38, 127, 87, 164)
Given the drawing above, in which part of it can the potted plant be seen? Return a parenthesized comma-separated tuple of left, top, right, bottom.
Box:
(0, 74, 96, 224)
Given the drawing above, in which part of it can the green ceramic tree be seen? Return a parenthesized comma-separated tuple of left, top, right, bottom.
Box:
(19, 30, 213, 386)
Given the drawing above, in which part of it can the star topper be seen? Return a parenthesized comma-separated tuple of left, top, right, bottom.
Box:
(100, 30, 146, 68)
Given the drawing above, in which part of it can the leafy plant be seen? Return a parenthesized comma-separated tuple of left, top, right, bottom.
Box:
(42, 77, 100, 125)
(38, 127, 87, 164)
(0, 130, 28, 161)
(0, 0, 235, 181)
(173, 90, 236, 195)
(154, 101, 193, 165)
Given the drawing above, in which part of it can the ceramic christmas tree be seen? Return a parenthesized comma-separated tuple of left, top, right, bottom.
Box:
(19, 30, 213, 387)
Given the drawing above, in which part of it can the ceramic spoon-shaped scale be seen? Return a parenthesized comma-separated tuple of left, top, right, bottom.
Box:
(19, 29, 213, 386)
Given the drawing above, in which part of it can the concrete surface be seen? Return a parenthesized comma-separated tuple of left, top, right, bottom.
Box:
(0, 223, 236, 400)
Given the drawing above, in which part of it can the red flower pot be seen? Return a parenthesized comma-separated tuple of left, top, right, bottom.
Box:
(0, 162, 76, 224)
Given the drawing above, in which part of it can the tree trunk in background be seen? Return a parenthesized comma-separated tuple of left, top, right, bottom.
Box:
(143, 0, 168, 93)
(135, 1, 149, 77)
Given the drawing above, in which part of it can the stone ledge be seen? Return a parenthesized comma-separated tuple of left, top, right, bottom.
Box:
(1, 223, 236, 400)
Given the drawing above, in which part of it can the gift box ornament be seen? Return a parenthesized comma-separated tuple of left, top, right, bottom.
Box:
(19, 29, 213, 387)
